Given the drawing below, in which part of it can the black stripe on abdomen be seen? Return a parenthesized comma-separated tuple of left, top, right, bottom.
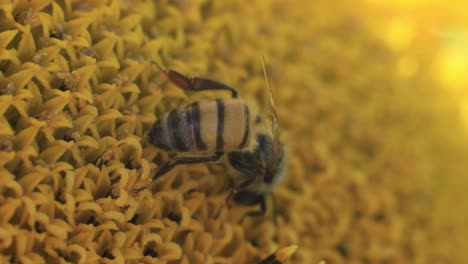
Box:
(216, 99, 224, 150)
(238, 104, 250, 149)
(191, 102, 207, 151)
(168, 110, 189, 151)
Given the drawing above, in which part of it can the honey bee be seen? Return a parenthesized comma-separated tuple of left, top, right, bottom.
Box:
(147, 60, 286, 217)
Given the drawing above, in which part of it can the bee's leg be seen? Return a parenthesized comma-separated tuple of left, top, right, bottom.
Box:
(153, 64, 238, 98)
(245, 195, 267, 217)
(237, 194, 267, 224)
(153, 151, 224, 180)
(237, 172, 256, 189)
(229, 161, 257, 189)
(212, 169, 256, 219)
(152, 160, 177, 179)
(135, 152, 224, 194)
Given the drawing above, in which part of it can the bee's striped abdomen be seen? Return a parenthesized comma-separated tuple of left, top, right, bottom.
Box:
(197, 98, 252, 151)
(148, 107, 192, 152)
(219, 99, 251, 150)
(149, 99, 252, 153)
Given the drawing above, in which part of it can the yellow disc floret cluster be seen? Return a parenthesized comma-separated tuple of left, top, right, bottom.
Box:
(0, 0, 466, 263)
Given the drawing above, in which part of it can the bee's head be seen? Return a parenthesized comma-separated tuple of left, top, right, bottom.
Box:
(228, 133, 286, 194)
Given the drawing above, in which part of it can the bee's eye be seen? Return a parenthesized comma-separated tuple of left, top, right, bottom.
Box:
(233, 191, 262, 205)
(264, 173, 274, 183)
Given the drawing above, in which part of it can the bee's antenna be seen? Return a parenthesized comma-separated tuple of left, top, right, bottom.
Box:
(261, 57, 279, 126)
(261, 57, 281, 159)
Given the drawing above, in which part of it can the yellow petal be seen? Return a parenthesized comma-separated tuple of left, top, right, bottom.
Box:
(0, 29, 18, 48)
(17, 26, 36, 61)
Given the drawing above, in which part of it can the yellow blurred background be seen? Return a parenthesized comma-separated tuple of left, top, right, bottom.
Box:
(269, 0, 468, 261)
(349, 0, 468, 262)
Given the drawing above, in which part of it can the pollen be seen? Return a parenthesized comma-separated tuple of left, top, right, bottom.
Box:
(0, 0, 466, 264)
